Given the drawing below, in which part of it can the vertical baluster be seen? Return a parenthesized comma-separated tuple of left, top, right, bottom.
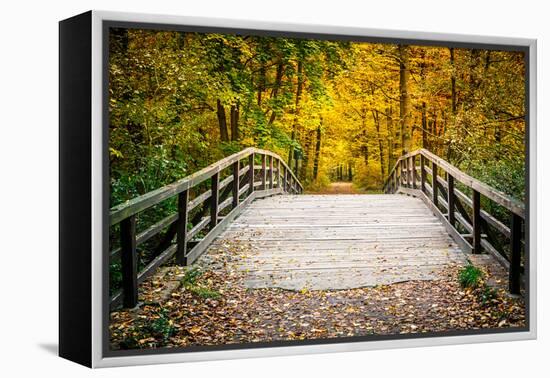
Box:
(432, 161, 438, 207)
(277, 159, 281, 188)
(411, 155, 416, 189)
(472, 190, 481, 253)
(447, 174, 455, 226)
(176, 190, 189, 266)
(509, 213, 522, 294)
(269, 155, 274, 189)
(420, 155, 426, 194)
(284, 166, 289, 192)
(210, 172, 219, 228)
(120, 216, 138, 308)
(248, 153, 254, 196)
(399, 160, 405, 186)
(232, 160, 239, 208)
(404, 159, 408, 187)
(261, 155, 267, 190)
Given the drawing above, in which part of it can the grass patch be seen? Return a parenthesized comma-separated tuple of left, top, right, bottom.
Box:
(188, 286, 221, 299)
(181, 266, 202, 286)
(458, 264, 484, 289)
(180, 267, 221, 299)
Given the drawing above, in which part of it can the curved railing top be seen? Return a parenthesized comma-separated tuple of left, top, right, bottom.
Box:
(110, 147, 303, 226)
(384, 148, 525, 219)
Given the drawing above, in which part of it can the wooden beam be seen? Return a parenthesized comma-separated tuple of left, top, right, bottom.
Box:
(210, 172, 219, 228)
(509, 214, 522, 294)
(261, 154, 267, 190)
(447, 174, 455, 227)
(120, 216, 138, 308)
(431, 161, 438, 207)
(248, 153, 254, 196)
(176, 190, 189, 266)
(472, 190, 481, 254)
(232, 161, 239, 209)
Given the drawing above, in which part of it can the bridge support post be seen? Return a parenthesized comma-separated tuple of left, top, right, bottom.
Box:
(261, 154, 267, 190)
(176, 190, 189, 266)
(420, 155, 426, 194)
(269, 156, 274, 189)
(432, 161, 438, 207)
(411, 156, 416, 189)
(248, 153, 254, 196)
(120, 215, 138, 308)
(447, 174, 455, 227)
(210, 172, 219, 228)
(404, 159, 409, 187)
(232, 161, 240, 209)
(509, 213, 522, 294)
(277, 159, 281, 188)
(472, 189, 481, 253)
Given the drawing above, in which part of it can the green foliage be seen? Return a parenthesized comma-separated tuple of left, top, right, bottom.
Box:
(479, 285, 498, 305)
(180, 267, 203, 286)
(188, 286, 221, 300)
(458, 265, 484, 289)
(119, 307, 175, 348)
(180, 268, 221, 299)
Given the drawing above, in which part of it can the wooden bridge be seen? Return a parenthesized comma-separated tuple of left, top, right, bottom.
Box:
(109, 148, 525, 309)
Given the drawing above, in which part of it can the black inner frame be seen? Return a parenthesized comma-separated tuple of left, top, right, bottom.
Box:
(102, 19, 531, 358)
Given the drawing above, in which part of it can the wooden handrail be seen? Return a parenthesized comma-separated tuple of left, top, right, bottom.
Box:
(110, 148, 303, 309)
(383, 148, 525, 295)
(110, 148, 302, 225)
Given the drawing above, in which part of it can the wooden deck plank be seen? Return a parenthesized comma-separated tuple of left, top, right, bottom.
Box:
(200, 193, 468, 290)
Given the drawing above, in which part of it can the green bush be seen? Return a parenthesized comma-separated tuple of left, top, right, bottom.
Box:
(458, 264, 484, 289)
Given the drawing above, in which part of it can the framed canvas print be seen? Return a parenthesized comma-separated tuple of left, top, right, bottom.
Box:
(59, 10, 537, 368)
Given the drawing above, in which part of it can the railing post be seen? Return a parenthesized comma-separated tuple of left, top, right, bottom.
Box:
(261, 155, 267, 190)
(509, 213, 522, 294)
(411, 155, 416, 189)
(447, 174, 455, 227)
(394, 168, 397, 192)
(284, 166, 289, 192)
(210, 172, 219, 228)
(269, 155, 274, 189)
(399, 160, 405, 186)
(176, 190, 189, 266)
(248, 153, 254, 196)
(432, 161, 438, 207)
(277, 159, 281, 188)
(472, 189, 481, 253)
(232, 160, 239, 208)
(404, 159, 409, 187)
(120, 215, 138, 308)
(420, 155, 426, 194)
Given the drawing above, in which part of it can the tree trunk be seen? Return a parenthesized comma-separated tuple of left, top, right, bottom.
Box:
(216, 99, 229, 142)
(450, 48, 457, 114)
(386, 105, 397, 173)
(421, 102, 427, 149)
(288, 60, 304, 169)
(230, 103, 239, 141)
(267, 62, 285, 126)
(300, 129, 312, 180)
(398, 44, 412, 155)
(372, 110, 385, 179)
(313, 121, 322, 180)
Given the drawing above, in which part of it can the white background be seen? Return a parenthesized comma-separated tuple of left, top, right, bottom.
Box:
(0, 0, 546, 376)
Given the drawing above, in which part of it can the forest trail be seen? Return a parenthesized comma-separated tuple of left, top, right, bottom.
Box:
(204, 193, 467, 291)
(314, 182, 360, 194)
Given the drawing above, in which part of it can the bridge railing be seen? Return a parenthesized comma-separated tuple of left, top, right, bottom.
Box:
(383, 149, 525, 294)
(109, 147, 303, 309)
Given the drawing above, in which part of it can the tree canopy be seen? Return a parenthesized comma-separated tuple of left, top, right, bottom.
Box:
(109, 28, 525, 206)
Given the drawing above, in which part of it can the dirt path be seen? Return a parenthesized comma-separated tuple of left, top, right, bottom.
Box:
(316, 182, 359, 194)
